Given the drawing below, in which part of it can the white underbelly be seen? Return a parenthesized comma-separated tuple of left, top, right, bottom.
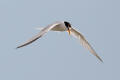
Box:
(51, 24, 67, 31)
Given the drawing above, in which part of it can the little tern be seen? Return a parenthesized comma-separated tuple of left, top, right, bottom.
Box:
(17, 21, 103, 62)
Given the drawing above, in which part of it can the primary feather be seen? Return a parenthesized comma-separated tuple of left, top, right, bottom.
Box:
(70, 28, 103, 62)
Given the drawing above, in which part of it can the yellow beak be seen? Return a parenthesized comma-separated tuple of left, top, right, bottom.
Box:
(67, 29, 71, 35)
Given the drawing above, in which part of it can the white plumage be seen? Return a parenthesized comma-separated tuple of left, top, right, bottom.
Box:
(17, 21, 103, 62)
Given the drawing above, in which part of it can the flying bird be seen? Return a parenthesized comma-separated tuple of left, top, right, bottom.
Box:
(17, 21, 103, 62)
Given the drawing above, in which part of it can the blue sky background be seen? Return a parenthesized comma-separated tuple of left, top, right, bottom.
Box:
(0, 0, 120, 80)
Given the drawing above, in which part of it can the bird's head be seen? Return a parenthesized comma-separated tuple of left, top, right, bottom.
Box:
(64, 21, 72, 35)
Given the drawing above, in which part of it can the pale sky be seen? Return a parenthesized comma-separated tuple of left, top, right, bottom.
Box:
(0, 0, 120, 80)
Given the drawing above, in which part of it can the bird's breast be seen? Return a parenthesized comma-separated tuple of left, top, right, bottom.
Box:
(51, 24, 67, 31)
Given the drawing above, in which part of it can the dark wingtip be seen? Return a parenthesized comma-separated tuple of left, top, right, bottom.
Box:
(100, 59, 103, 63)
(16, 47, 19, 49)
(97, 56, 103, 63)
(16, 45, 23, 49)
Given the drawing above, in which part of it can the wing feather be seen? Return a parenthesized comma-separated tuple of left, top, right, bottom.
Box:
(16, 23, 59, 49)
(70, 28, 103, 62)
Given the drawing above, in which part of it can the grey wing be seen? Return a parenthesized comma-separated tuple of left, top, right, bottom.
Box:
(16, 23, 59, 49)
(70, 28, 103, 62)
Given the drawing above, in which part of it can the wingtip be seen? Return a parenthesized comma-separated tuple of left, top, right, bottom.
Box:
(16, 45, 22, 49)
(100, 59, 103, 63)
(97, 56, 103, 63)
(16, 47, 19, 49)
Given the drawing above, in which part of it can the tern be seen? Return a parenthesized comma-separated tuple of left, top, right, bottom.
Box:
(17, 21, 103, 62)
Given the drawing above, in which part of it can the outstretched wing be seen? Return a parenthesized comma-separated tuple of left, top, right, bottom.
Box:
(70, 28, 103, 62)
(16, 23, 59, 49)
